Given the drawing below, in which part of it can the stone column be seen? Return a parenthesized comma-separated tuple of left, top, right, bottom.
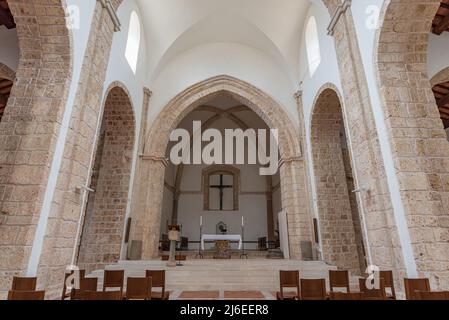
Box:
(129, 156, 166, 260)
(279, 158, 313, 260)
(266, 176, 275, 243)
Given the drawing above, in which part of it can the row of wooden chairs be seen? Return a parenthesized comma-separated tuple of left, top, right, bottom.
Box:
(277, 270, 449, 300)
(63, 269, 170, 300)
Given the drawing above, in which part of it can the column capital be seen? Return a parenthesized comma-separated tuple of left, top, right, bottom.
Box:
(143, 87, 153, 98)
(293, 90, 303, 103)
(139, 154, 169, 167)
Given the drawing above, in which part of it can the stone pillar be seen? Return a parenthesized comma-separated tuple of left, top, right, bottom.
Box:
(325, 1, 406, 284)
(279, 158, 313, 260)
(129, 156, 166, 260)
(266, 176, 275, 243)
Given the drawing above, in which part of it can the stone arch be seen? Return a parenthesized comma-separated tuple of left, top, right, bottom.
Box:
(145, 76, 301, 159)
(0, 0, 72, 298)
(130, 75, 313, 260)
(430, 66, 449, 87)
(0, 62, 15, 81)
(375, 0, 449, 288)
(77, 84, 136, 272)
(310, 84, 366, 274)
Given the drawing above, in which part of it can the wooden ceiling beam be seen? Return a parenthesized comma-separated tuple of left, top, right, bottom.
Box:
(438, 92, 449, 108)
(434, 10, 449, 34)
(0, 4, 15, 29)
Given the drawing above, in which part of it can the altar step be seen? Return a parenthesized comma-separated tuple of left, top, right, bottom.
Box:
(91, 259, 338, 292)
(161, 250, 279, 259)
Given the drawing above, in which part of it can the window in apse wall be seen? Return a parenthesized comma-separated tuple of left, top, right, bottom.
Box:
(305, 16, 321, 77)
(125, 11, 141, 74)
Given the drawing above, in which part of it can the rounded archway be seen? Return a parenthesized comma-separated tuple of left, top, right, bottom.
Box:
(77, 84, 136, 272)
(129, 75, 314, 261)
(376, 0, 449, 288)
(310, 86, 366, 275)
(0, 0, 72, 298)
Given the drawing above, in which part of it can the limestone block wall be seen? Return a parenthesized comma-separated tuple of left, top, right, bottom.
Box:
(0, 0, 72, 299)
(311, 88, 362, 274)
(77, 86, 135, 272)
(376, 0, 449, 289)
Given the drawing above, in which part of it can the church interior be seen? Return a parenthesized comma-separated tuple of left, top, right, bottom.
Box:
(0, 0, 449, 301)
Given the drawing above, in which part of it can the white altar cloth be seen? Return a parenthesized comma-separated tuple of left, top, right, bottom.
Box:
(201, 234, 242, 250)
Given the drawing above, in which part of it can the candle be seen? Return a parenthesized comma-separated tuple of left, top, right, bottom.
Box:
(242, 216, 244, 227)
(200, 216, 203, 226)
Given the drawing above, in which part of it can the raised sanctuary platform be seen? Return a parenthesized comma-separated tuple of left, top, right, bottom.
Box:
(90, 259, 338, 292)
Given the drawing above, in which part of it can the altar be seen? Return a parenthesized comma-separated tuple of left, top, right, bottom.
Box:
(201, 234, 243, 250)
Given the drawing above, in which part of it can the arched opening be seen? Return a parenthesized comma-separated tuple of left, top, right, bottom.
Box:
(305, 16, 321, 77)
(128, 76, 312, 261)
(0, 0, 72, 298)
(376, 0, 449, 288)
(77, 85, 136, 272)
(311, 87, 366, 275)
(125, 11, 141, 74)
(158, 94, 282, 256)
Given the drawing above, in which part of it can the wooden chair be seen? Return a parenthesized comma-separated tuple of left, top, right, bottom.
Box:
(329, 292, 363, 300)
(125, 277, 152, 300)
(103, 270, 125, 296)
(300, 279, 327, 300)
(11, 277, 37, 291)
(276, 270, 300, 300)
(72, 278, 98, 300)
(146, 270, 169, 300)
(61, 269, 86, 300)
(84, 290, 122, 301)
(8, 290, 45, 300)
(404, 278, 431, 300)
(329, 270, 350, 293)
(359, 278, 386, 300)
(380, 271, 396, 300)
(416, 291, 449, 300)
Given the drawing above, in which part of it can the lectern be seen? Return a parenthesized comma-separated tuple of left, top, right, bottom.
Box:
(167, 225, 181, 267)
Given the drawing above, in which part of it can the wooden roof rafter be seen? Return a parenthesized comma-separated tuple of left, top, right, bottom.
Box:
(0, 0, 15, 29)
(432, 1, 449, 35)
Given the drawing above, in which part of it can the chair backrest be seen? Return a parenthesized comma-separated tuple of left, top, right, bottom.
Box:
(72, 277, 98, 300)
(329, 292, 363, 300)
(404, 278, 431, 300)
(359, 277, 386, 300)
(126, 277, 152, 300)
(103, 270, 125, 292)
(279, 270, 300, 288)
(11, 277, 37, 291)
(300, 279, 327, 300)
(8, 290, 45, 301)
(62, 269, 86, 300)
(85, 290, 122, 300)
(146, 270, 166, 290)
(329, 270, 350, 293)
(416, 291, 449, 300)
(379, 270, 396, 299)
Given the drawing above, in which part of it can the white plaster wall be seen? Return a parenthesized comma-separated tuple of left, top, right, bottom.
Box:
(0, 26, 19, 71)
(297, 3, 343, 254)
(428, 32, 449, 80)
(350, 0, 418, 276)
(147, 42, 300, 128)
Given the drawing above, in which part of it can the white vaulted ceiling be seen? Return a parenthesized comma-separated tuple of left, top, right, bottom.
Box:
(136, 0, 312, 84)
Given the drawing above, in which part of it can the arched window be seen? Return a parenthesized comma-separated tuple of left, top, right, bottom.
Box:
(203, 165, 240, 211)
(125, 11, 141, 74)
(305, 16, 321, 77)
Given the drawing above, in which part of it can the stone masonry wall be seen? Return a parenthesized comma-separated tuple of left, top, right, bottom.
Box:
(311, 88, 361, 274)
(0, 0, 72, 299)
(77, 86, 135, 273)
(376, 0, 449, 289)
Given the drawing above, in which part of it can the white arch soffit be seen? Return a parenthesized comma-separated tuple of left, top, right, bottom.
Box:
(149, 11, 295, 85)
